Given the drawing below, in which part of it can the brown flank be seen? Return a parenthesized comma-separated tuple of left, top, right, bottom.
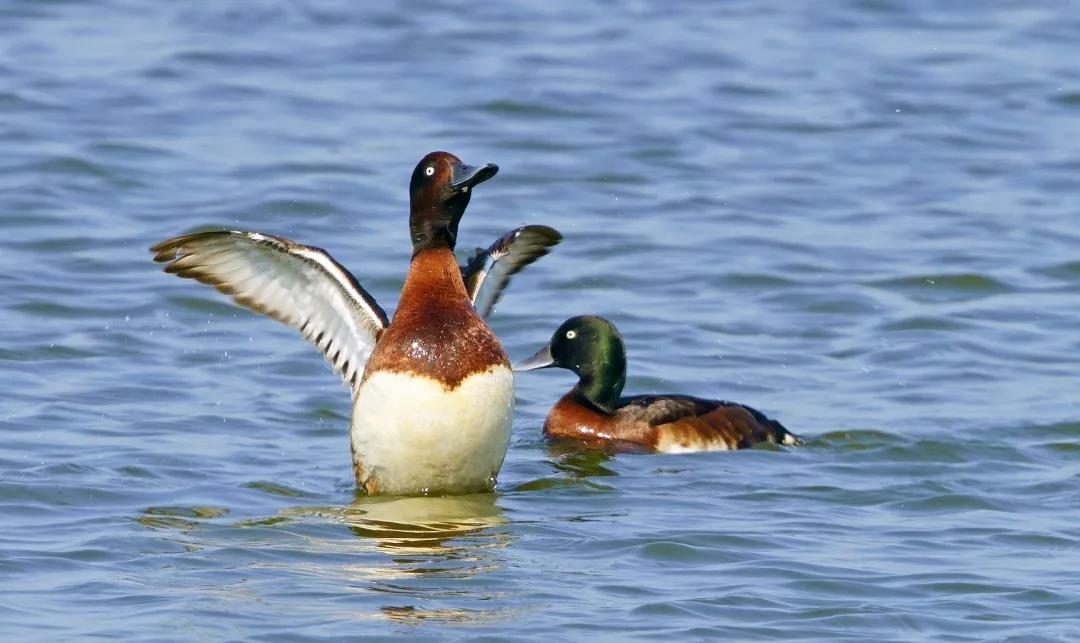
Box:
(544, 392, 788, 453)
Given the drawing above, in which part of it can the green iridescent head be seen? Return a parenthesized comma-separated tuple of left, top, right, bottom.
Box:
(515, 315, 627, 412)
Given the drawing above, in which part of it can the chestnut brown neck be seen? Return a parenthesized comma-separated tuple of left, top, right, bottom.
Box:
(400, 246, 469, 305)
(363, 247, 507, 388)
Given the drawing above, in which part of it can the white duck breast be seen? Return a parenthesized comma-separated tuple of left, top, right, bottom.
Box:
(350, 367, 514, 495)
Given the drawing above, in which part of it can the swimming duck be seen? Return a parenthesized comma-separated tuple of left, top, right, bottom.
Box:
(152, 151, 562, 495)
(515, 316, 801, 452)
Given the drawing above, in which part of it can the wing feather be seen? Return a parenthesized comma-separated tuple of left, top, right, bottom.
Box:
(151, 230, 388, 393)
(462, 225, 562, 318)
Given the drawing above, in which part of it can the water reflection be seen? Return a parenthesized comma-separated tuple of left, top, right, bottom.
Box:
(545, 443, 620, 478)
(379, 604, 521, 625)
(137, 493, 516, 625)
(339, 493, 516, 626)
(510, 444, 620, 492)
(342, 493, 508, 554)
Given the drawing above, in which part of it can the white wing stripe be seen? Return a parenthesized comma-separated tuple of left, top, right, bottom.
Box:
(152, 230, 388, 393)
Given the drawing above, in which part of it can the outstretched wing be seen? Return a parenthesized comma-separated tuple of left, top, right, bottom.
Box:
(462, 225, 562, 318)
(151, 230, 389, 392)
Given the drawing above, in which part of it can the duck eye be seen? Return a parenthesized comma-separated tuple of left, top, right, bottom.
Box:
(425, 166, 435, 176)
(565, 330, 577, 339)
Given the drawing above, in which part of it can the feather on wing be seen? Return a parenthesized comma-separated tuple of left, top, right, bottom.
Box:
(151, 230, 388, 392)
(462, 225, 562, 318)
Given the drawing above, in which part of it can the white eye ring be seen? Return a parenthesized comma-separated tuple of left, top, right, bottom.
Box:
(566, 330, 577, 339)
(425, 166, 435, 176)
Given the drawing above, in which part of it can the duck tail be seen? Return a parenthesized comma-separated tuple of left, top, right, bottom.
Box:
(778, 425, 804, 447)
(764, 415, 803, 447)
(738, 402, 804, 447)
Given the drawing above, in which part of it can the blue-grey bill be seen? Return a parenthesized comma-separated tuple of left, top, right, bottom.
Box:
(451, 162, 498, 189)
(513, 344, 556, 372)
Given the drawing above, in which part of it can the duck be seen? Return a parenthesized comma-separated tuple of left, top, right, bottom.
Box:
(151, 151, 562, 495)
(515, 315, 801, 453)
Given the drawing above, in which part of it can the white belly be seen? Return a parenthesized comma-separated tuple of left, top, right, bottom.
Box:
(350, 367, 513, 496)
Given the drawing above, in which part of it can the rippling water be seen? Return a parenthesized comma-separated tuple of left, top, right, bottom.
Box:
(3, 1, 1080, 640)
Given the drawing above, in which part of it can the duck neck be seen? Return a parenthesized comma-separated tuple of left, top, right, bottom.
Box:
(572, 345, 626, 415)
(410, 194, 467, 255)
(400, 245, 469, 309)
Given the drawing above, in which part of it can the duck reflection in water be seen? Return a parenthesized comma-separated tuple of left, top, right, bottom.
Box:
(342, 492, 508, 554)
(546, 442, 620, 478)
(339, 493, 516, 625)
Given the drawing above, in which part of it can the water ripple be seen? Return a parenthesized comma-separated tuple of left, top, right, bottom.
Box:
(2, 1, 1080, 640)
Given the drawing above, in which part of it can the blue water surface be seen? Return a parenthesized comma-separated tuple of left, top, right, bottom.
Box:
(2, 1, 1080, 640)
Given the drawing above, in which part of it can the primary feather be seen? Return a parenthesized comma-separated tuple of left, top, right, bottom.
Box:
(151, 230, 388, 392)
(462, 225, 562, 318)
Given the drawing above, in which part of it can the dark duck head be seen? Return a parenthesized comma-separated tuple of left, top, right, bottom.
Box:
(409, 151, 499, 254)
(515, 315, 627, 413)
